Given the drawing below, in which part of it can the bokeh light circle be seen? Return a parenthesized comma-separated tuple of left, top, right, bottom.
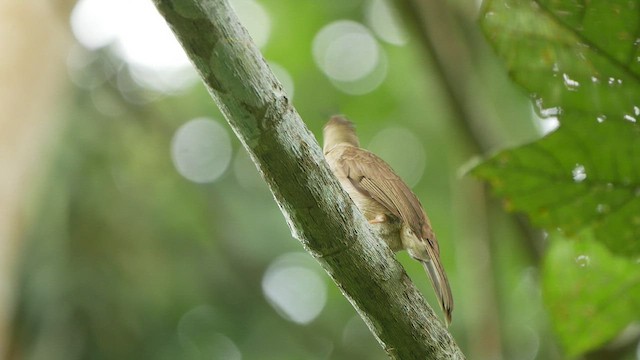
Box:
(70, 0, 120, 49)
(71, 0, 199, 92)
(366, 0, 409, 46)
(262, 253, 327, 325)
(313, 21, 380, 82)
(368, 127, 426, 187)
(171, 118, 232, 183)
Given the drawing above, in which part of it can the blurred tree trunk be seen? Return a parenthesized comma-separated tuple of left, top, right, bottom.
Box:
(395, 1, 504, 358)
(0, 1, 74, 354)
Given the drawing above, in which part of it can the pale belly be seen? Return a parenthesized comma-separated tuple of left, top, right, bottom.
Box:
(369, 220, 403, 252)
(337, 176, 403, 252)
(326, 145, 404, 252)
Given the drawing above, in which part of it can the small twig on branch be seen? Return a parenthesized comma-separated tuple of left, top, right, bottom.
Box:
(151, 0, 465, 359)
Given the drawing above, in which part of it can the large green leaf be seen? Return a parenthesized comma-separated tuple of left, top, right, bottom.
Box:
(481, 0, 640, 121)
(476, 0, 640, 255)
(474, 118, 640, 256)
(542, 231, 640, 356)
(478, 0, 640, 355)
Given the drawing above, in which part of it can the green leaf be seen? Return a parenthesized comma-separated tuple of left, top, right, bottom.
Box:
(476, 0, 640, 255)
(481, 0, 640, 121)
(478, 0, 640, 355)
(474, 118, 640, 255)
(542, 230, 640, 356)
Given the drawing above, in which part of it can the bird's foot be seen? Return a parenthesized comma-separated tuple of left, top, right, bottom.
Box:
(368, 214, 387, 224)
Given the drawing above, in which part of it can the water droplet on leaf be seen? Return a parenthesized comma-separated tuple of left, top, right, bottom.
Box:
(575, 255, 590, 268)
(572, 164, 587, 182)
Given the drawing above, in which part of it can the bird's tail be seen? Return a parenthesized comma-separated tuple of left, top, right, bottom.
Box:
(421, 258, 453, 326)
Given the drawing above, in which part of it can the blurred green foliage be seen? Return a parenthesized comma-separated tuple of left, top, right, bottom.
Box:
(12, 0, 640, 359)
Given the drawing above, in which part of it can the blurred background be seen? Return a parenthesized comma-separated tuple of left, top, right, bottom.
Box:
(1, 0, 560, 359)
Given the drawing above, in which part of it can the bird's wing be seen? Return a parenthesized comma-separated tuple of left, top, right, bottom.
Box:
(337, 146, 429, 239)
(337, 146, 452, 324)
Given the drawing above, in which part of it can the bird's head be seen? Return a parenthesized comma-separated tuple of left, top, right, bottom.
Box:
(322, 115, 360, 153)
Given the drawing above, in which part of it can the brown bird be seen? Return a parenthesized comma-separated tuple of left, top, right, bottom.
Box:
(322, 115, 453, 325)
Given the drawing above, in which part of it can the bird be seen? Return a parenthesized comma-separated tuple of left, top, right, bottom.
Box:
(322, 115, 453, 325)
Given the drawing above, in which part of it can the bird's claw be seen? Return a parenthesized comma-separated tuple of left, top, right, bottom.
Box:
(368, 214, 387, 224)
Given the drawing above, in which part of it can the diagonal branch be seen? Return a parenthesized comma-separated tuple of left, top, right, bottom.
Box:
(151, 0, 464, 359)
